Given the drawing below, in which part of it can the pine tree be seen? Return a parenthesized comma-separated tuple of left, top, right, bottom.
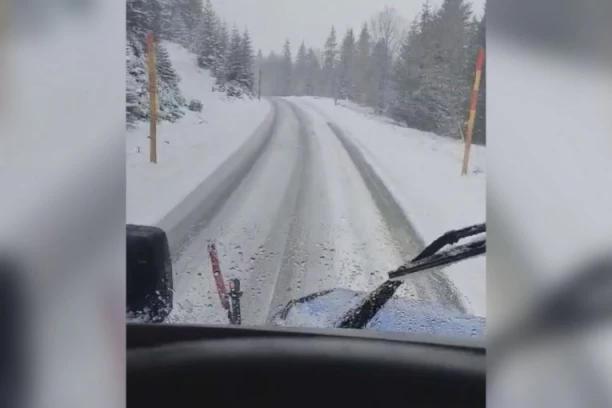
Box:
(392, 22, 431, 129)
(225, 26, 242, 82)
(157, 0, 174, 40)
(187, 0, 204, 50)
(126, 40, 150, 124)
(386, 0, 477, 138)
(390, 1, 440, 130)
(427, 0, 473, 137)
(212, 20, 230, 84)
(305, 47, 320, 96)
(126, 0, 155, 46)
(196, 0, 218, 69)
(355, 23, 372, 104)
(149, 0, 162, 36)
(260, 51, 282, 96)
(368, 39, 392, 114)
(281, 39, 293, 96)
(293, 42, 309, 95)
(156, 43, 185, 122)
(169, 0, 193, 47)
(126, 0, 187, 125)
(338, 29, 356, 100)
(238, 29, 255, 94)
(323, 27, 338, 98)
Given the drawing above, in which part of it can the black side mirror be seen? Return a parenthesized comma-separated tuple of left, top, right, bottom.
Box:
(126, 225, 173, 322)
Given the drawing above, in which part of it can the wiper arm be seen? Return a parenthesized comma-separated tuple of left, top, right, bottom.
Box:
(337, 223, 486, 330)
(337, 280, 403, 329)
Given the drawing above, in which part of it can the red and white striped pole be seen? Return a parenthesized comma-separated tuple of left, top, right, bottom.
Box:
(461, 48, 485, 176)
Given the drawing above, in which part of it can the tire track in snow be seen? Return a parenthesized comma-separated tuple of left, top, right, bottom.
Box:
(259, 101, 313, 321)
(167, 98, 303, 324)
(264, 100, 409, 322)
(158, 100, 279, 260)
(293, 99, 467, 314)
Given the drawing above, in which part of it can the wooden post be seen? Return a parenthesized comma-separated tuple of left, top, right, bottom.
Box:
(258, 69, 262, 101)
(461, 48, 485, 176)
(147, 32, 158, 164)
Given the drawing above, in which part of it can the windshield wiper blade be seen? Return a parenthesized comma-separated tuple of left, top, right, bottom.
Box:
(412, 223, 485, 262)
(336, 224, 486, 330)
(389, 239, 485, 280)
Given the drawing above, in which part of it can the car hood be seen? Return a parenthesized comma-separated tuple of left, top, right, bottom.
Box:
(271, 288, 486, 340)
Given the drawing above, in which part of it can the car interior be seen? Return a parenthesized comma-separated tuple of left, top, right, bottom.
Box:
(127, 225, 486, 408)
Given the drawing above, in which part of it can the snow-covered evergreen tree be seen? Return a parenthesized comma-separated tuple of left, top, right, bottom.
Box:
(157, 0, 174, 40)
(126, 0, 155, 46)
(259, 51, 282, 96)
(126, 0, 187, 126)
(368, 39, 393, 114)
(223, 26, 244, 97)
(304, 47, 321, 96)
(386, 0, 478, 138)
(338, 29, 356, 100)
(156, 43, 185, 122)
(126, 41, 150, 124)
(280, 39, 293, 96)
(428, 0, 473, 137)
(355, 23, 372, 104)
(167, 0, 192, 47)
(293, 42, 309, 95)
(238, 29, 255, 94)
(322, 27, 338, 98)
(212, 20, 229, 81)
(196, 0, 218, 69)
(187, 0, 204, 50)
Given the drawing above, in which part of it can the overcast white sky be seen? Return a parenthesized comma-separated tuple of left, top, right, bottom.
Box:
(211, 0, 486, 55)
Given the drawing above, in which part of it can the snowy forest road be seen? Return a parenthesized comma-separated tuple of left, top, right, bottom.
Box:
(165, 98, 465, 326)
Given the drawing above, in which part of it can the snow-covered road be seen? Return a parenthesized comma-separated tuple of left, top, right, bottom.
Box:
(166, 98, 467, 325)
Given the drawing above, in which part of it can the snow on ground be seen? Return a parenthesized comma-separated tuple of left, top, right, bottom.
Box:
(126, 41, 271, 226)
(291, 97, 486, 317)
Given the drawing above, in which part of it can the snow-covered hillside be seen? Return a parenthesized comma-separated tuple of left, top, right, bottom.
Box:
(127, 41, 271, 226)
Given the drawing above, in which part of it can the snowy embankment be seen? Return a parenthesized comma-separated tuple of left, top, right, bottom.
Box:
(127, 41, 270, 226)
(291, 97, 486, 317)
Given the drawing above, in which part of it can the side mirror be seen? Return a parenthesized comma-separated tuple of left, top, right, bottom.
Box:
(126, 225, 173, 322)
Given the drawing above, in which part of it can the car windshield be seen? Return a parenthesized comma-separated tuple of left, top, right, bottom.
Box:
(126, 0, 487, 337)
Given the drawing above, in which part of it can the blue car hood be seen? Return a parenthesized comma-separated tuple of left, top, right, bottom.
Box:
(271, 288, 486, 340)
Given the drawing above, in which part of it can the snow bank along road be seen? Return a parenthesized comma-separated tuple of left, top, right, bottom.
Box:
(166, 98, 466, 325)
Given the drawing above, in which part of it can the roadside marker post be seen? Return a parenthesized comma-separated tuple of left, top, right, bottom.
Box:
(461, 48, 485, 176)
(208, 243, 230, 312)
(146, 32, 158, 164)
(258, 69, 262, 101)
(208, 243, 243, 324)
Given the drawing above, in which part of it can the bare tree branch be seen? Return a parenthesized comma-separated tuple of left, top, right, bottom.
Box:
(368, 6, 406, 56)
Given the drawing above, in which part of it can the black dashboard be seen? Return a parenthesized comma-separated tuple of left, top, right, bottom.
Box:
(127, 323, 485, 408)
